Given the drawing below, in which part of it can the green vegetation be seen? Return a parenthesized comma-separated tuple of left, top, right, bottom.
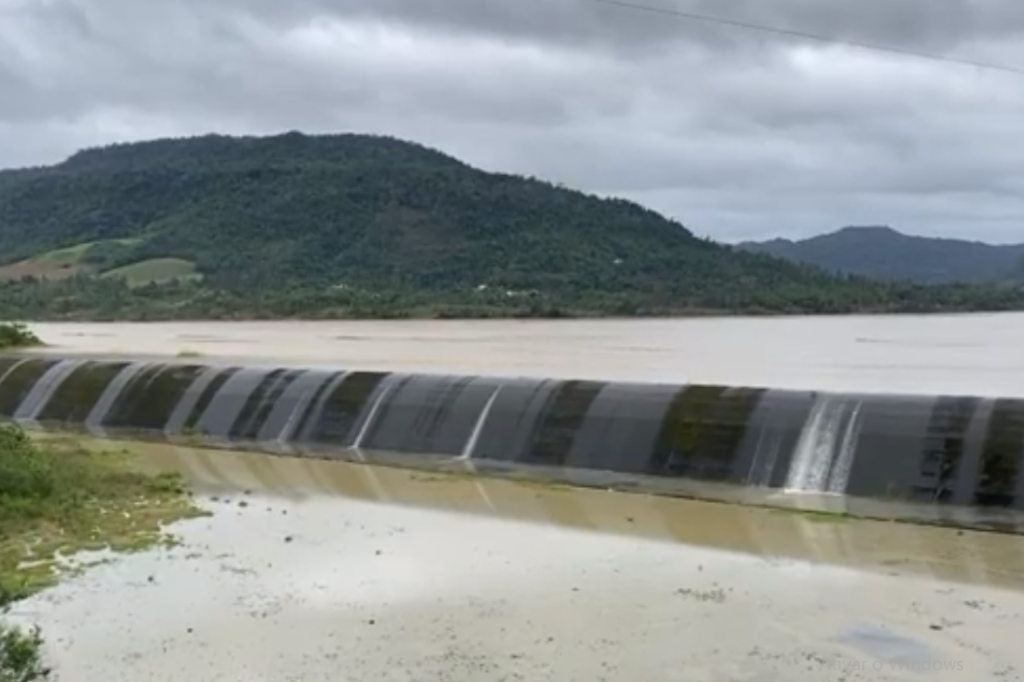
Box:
(1, 132, 1023, 319)
(0, 425, 206, 678)
(30, 239, 141, 268)
(0, 619, 48, 681)
(100, 257, 199, 287)
(0, 238, 142, 283)
(0, 425, 205, 597)
(0, 324, 40, 351)
(739, 226, 1024, 285)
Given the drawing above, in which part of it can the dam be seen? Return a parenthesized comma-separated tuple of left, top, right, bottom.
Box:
(2, 354, 1023, 532)
(8, 317, 1024, 681)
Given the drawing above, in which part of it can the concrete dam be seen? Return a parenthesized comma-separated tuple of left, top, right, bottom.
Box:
(2, 355, 1023, 531)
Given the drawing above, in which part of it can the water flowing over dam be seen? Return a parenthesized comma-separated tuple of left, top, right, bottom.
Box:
(2, 355, 1024, 530)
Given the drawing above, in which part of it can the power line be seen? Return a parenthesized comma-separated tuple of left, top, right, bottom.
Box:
(586, 0, 1024, 76)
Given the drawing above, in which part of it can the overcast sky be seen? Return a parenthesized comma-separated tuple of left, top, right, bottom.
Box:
(2, 0, 1024, 242)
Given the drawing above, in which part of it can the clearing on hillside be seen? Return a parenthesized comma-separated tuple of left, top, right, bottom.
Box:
(101, 258, 200, 287)
(0, 238, 142, 282)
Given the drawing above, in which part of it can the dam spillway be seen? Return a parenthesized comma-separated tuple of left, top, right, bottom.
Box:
(2, 355, 1024, 530)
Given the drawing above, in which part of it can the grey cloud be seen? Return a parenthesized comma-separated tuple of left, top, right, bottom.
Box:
(1, 0, 1023, 242)
(215, 0, 1024, 55)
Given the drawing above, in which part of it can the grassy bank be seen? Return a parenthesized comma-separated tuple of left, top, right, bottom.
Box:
(0, 323, 40, 351)
(0, 424, 207, 678)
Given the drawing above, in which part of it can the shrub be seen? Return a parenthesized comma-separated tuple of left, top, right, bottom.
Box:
(0, 617, 50, 682)
(0, 324, 41, 351)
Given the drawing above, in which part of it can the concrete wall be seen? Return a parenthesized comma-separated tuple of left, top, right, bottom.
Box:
(2, 356, 1023, 531)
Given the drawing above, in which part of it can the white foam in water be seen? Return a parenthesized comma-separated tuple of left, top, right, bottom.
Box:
(784, 396, 865, 494)
(827, 401, 864, 494)
(785, 396, 832, 492)
(13, 359, 87, 427)
(749, 427, 783, 487)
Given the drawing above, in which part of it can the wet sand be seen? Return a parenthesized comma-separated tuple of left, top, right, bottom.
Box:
(23, 313, 1024, 396)
(7, 440, 1024, 682)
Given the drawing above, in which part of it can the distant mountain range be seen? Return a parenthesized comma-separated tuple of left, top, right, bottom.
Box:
(738, 226, 1024, 284)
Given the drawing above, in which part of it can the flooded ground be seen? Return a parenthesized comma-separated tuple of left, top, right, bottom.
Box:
(6, 440, 1024, 681)
(24, 313, 1024, 396)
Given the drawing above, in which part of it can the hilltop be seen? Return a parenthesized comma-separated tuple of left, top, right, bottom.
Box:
(1, 133, 1022, 320)
(738, 226, 1024, 285)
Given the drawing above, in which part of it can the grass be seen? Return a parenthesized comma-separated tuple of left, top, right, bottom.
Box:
(0, 424, 206, 679)
(28, 239, 141, 268)
(0, 323, 41, 351)
(0, 425, 208, 602)
(100, 258, 200, 287)
(0, 238, 142, 283)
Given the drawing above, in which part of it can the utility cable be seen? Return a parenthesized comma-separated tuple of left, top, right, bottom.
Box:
(586, 0, 1024, 75)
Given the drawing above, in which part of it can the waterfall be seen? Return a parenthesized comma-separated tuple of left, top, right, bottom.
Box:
(163, 366, 226, 437)
(86, 363, 149, 438)
(259, 371, 336, 445)
(460, 386, 502, 459)
(352, 378, 400, 450)
(785, 396, 834, 492)
(293, 371, 349, 443)
(13, 359, 88, 426)
(784, 395, 865, 494)
(0, 358, 30, 387)
(827, 401, 863, 494)
(195, 368, 274, 440)
(748, 427, 783, 487)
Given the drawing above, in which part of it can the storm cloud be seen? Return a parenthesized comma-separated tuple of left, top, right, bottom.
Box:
(2, 0, 1024, 241)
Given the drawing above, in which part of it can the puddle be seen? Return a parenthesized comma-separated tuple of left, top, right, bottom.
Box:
(838, 624, 940, 666)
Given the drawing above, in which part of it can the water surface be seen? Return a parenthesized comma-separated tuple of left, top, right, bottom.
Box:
(7, 441, 1024, 682)
(25, 313, 1024, 396)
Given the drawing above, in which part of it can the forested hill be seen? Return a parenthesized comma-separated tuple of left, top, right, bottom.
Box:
(0, 132, 1022, 320)
(739, 226, 1024, 285)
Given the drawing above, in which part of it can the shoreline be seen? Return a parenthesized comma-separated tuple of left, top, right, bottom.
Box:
(7, 307, 1023, 324)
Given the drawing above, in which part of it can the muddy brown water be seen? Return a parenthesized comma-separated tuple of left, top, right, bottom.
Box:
(23, 314, 1024, 396)
(7, 316, 1024, 680)
(5, 438, 1024, 682)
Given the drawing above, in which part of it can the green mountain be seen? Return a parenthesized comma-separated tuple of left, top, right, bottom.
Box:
(738, 226, 1024, 285)
(1, 133, 1022, 320)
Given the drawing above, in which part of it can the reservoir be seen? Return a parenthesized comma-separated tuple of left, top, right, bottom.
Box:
(26, 312, 1024, 396)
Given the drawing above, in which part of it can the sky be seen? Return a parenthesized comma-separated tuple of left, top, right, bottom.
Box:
(2, 0, 1024, 243)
